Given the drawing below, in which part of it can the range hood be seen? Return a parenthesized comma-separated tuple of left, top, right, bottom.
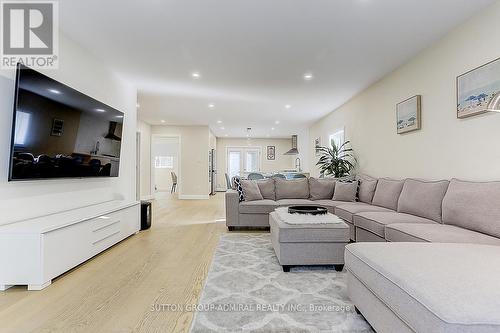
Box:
(104, 121, 122, 141)
(284, 135, 299, 155)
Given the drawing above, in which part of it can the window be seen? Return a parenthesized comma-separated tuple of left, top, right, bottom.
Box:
(329, 129, 345, 150)
(14, 111, 31, 146)
(154, 156, 174, 169)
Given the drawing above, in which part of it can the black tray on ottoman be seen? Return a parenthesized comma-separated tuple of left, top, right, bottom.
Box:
(288, 205, 328, 215)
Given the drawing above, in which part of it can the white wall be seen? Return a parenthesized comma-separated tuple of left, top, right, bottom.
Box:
(309, 2, 500, 181)
(151, 125, 210, 199)
(137, 119, 152, 198)
(216, 138, 295, 189)
(0, 33, 137, 225)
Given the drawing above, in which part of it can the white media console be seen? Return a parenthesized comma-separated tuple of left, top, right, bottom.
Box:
(0, 200, 140, 291)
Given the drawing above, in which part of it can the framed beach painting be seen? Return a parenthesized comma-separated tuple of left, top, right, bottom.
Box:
(396, 95, 421, 134)
(457, 57, 500, 119)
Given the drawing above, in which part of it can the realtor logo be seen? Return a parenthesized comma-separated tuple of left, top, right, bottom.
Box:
(1, 1, 58, 69)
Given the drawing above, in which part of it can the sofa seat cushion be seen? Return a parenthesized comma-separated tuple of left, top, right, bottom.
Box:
(353, 212, 436, 238)
(385, 223, 500, 245)
(345, 242, 500, 333)
(239, 200, 278, 214)
(277, 199, 315, 207)
(335, 203, 393, 223)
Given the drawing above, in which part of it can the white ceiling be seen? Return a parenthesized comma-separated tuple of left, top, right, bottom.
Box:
(59, 0, 495, 138)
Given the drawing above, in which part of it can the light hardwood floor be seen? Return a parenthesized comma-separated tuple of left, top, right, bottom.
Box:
(0, 193, 228, 333)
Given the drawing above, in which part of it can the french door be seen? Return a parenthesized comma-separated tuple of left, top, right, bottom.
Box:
(227, 147, 261, 179)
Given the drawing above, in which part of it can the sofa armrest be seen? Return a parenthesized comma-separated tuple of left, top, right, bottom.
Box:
(225, 190, 240, 227)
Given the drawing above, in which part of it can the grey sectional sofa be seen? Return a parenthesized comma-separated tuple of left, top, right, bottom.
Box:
(227, 176, 500, 245)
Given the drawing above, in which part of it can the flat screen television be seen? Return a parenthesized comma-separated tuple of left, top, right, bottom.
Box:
(9, 64, 124, 181)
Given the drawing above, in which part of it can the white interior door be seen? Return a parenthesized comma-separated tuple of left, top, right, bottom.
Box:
(227, 147, 261, 178)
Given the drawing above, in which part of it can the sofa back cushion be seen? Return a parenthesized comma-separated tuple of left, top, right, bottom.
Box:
(372, 178, 404, 210)
(397, 179, 449, 223)
(332, 181, 358, 202)
(309, 177, 336, 200)
(256, 178, 275, 200)
(275, 178, 309, 199)
(442, 179, 500, 238)
(240, 180, 263, 201)
(356, 174, 378, 204)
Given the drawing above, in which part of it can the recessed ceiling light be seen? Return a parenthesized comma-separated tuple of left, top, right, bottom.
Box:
(271, 127, 275, 130)
(266, 134, 270, 137)
(161, 120, 165, 123)
(225, 134, 228, 137)
(116, 115, 124, 118)
(208, 103, 215, 108)
(275, 120, 280, 125)
(48, 88, 61, 94)
(136, 103, 140, 108)
(303, 73, 313, 81)
(217, 120, 222, 124)
(95, 108, 106, 112)
(285, 104, 291, 109)
(191, 72, 201, 79)
(220, 127, 225, 130)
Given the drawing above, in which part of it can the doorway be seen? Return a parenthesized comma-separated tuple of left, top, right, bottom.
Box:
(151, 136, 180, 197)
(226, 147, 261, 179)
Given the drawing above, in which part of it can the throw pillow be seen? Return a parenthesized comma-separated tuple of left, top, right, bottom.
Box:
(372, 178, 405, 210)
(256, 178, 275, 200)
(309, 177, 336, 200)
(356, 174, 378, 204)
(233, 177, 245, 202)
(240, 179, 264, 201)
(332, 181, 358, 202)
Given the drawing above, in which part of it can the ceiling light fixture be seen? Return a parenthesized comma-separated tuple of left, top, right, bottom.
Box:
(303, 73, 313, 81)
(285, 104, 291, 109)
(208, 103, 215, 108)
(271, 127, 275, 130)
(217, 120, 222, 124)
(48, 88, 61, 94)
(161, 120, 166, 123)
(225, 134, 228, 137)
(220, 127, 225, 130)
(136, 103, 140, 108)
(191, 72, 201, 79)
(275, 120, 280, 124)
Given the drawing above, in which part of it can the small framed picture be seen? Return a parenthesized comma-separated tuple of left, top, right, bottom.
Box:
(314, 137, 321, 156)
(457, 57, 500, 119)
(51, 118, 64, 136)
(396, 95, 421, 134)
(266, 146, 275, 160)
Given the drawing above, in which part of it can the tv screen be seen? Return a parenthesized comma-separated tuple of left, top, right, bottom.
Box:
(9, 64, 124, 181)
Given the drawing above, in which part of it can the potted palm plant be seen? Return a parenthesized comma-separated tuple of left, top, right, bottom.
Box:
(316, 140, 356, 178)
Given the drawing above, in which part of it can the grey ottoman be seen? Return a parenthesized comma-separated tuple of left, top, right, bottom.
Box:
(269, 210, 350, 272)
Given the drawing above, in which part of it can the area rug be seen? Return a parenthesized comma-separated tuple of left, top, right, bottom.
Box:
(190, 233, 373, 332)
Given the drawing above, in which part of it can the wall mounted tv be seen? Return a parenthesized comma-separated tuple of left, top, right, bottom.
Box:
(9, 64, 124, 181)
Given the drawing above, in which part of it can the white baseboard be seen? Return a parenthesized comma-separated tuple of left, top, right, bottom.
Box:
(178, 194, 210, 200)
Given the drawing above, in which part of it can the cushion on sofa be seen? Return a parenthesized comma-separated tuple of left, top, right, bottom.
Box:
(256, 178, 275, 200)
(239, 200, 278, 214)
(240, 179, 264, 201)
(397, 179, 449, 223)
(371, 178, 404, 210)
(385, 223, 500, 245)
(345, 242, 500, 333)
(308, 177, 336, 200)
(353, 211, 436, 238)
(335, 202, 392, 223)
(356, 174, 378, 204)
(275, 178, 309, 199)
(277, 199, 315, 207)
(442, 179, 500, 239)
(332, 181, 358, 202)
